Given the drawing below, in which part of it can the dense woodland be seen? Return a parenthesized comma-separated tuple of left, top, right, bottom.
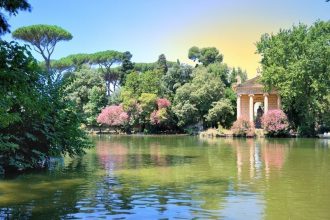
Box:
(0, 0, 329, 174)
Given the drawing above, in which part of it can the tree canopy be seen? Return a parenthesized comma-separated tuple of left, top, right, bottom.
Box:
(0, 41, 91, 174)
(173, 66, 226, 127)
(256, 20, 330, 135)
(188, 46, 223, 66)
(12, 24, 73, 73)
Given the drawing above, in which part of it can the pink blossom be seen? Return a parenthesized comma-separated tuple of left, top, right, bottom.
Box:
(261, 109, 289, 136)
(150, 110, 160, 125)
(150, 108, 168, 125)
(157, 98, 171, 109)
(231, 117, 255, 137)
(97, 105, 129, 126)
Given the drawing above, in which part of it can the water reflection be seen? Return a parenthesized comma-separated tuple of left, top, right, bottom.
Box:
(0, 136, 329, 219)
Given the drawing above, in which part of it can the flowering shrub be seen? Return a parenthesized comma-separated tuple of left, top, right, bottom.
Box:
(97, 105, 129, 127)
(150, 110, 160, 125)
(231, 117, 255, 137)
(157, 98, 171, 109)
(261, 109, 289, 137)
(149, 98, 171, 126)
(150, 108, 168, 125)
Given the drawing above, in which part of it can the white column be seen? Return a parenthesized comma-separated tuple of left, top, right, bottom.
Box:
(237, 95, 241, 119)
(277, 95, 281, 109)
(264, 93, 269, 114)
(249, 94, 254, 122)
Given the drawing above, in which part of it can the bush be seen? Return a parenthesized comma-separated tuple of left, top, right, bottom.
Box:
(261, 109, 289, 137)
(0, 41, 92, 174)
(231, 117, 255, 137)
(97, 105, 129, 131)
(157, 98, 171, 109)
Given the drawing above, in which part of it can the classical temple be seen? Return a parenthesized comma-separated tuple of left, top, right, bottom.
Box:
(235, 76, 281, 127)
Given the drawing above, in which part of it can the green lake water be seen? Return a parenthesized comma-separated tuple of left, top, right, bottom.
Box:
(0, 136, 330, 219)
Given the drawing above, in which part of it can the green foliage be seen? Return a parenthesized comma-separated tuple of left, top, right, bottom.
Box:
(173, 66, 225, 127)
(51, 53, 90, 73)
(0, 41, 40, 128)
(0, 40, 91, 174)
(207, 62, 231, 86)
(188, 46, 223, 66)
(139, 93, 157, 116)
(122, 69, 163, 97)
(229, 67, 248, 84)
(63, 67, 107, 126)
(156, 54, 168, 74)
(205, 99, 235, 128)
(0, 0, 31, 34)
(256, 20, 330, 136)
(12, 24, 73, 73)
(134, 61, 176, 73)
(161, 63, 193, 98)
(88, 50, 127, 95)
(12, 24, 73, 44)
(120, 51, 134, 84)
(172, 101, 199, 127)
(139, 70, 163, 95)
(121, 71, 141, 97)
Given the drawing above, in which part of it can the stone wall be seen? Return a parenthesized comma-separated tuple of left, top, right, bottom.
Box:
(269, 94, 278, 110)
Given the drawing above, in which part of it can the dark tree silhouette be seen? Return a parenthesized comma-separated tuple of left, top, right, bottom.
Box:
(0, 0, 31, 34)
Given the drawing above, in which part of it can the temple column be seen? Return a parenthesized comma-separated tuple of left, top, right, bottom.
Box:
(277, 95, 281, 109)
(249, 94, 254, 122)
(264, 93, 269, 114)
(237, 94, 241, 119)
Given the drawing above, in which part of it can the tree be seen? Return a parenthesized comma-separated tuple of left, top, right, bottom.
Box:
(139, 70, 163, 95)
(139, 93, 158, 117)
(256, 21, 330, 136)
(161, 63, 193, 98)
(121, 71, 141, 97)
(156, 54, 168, 74)
(97, 105, 129, 131)
(188, 46, 223, 66)
(207, 62, 231, 86)
(88, 50, 124, 95)
(120, 51, 134, 84)
(12, 24, 73, 75)
(134, 61, 177, 73)
(63, 67, 107, 126)
(150, 98, 171, 125)
(172, 66, 226, 127)
(229, 67, 248, 85)
(0, 0, 31, 35)
(52, 53, 90, 74)
(0, 41, 91, 174)
(205, 99, 235, 128)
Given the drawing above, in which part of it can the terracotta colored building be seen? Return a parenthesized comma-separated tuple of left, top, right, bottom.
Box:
(235, 76, 281, 126)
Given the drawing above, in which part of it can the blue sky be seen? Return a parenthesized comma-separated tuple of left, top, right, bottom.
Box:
(3, 0, 329, 76)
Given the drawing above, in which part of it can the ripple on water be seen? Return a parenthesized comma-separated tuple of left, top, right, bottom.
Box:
(1, 137, 330, 219)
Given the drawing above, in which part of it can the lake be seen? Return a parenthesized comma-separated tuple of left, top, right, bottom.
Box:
(0, 136, 329, 219)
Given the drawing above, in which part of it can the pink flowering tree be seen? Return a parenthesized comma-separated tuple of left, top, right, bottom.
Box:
(157, 98, 171, 109)
(150, 98, 171, 126)
(231, 117, 255, 137)
(150, 108, 168, 125)
(261, 109, 289, 137)
(97, 105, 129, 131)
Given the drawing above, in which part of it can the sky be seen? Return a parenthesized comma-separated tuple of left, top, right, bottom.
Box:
(3, 0, 329, 77)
